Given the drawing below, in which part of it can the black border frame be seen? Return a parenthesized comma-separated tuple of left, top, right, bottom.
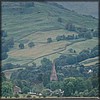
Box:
(0, 0, 100, 99)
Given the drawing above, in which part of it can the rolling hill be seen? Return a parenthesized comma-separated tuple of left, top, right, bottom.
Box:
(2, 2, 98, 66)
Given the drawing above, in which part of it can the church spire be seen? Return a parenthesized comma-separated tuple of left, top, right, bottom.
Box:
(50, 61, 58, 81)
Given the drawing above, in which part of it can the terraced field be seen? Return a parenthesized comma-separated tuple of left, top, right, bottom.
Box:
(3, 41, 69, 65)
(61, 37, 98, 54)
(79, 57, 99, 66)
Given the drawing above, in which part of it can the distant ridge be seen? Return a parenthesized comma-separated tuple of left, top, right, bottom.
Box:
(56, 2, 98, 18)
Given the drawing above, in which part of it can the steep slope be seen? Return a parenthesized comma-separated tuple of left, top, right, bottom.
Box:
(2, 2, 98, 41)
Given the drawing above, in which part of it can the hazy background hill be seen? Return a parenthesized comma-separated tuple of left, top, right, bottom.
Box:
(56, 2, 98, 18)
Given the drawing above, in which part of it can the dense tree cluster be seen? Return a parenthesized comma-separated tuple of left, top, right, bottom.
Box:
(55, 34, 79, 41)
(1, 30, 14, 60)
(10, 55, 99, 96)
(65, 23, 76, 31)
(75, 27, 98, 39)
(55, 30, 97, 42)
(2, 52, 8, 60)
(2, 63, 22, 71)
(2, 81, 13, 98)
(55, 45, 99, 66)
(2, 30, 7, 37)
(65, 23, 98, 40)
(56, 35, 66, 41)
(47, 25, 97, 43)
(62, 77, 98, 97)
(2, 63, 15, 71)
(1, 72, 6, 82)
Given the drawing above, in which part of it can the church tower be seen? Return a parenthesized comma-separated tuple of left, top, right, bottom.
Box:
(50, 61, 58, 81)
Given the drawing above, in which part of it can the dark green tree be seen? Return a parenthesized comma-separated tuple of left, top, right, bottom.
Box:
(46, 81, 60, 91)
(1, 72, 6, 82)
(2, 52, 8, 60)
(65, 23, 75, 31)
(63, 77, 76, 96)
(57, 73, 64, 81)
(2, 43, 9, 52)
(84, 31, 92, 39)
(41, 58, 52, 71)
(19, 43, 24, 49)
(74, 77, 86, 92)
(47, 38, 52, 43)
(14, 94, 19, 98)
(22, 86, 30, 94)
(43, 72, 51, 86)
(58, 18, 62, 23)
(88, 88, 98, 97)
(2, 63, 13, 71)
(2, 81, 13, 98)
(2, 30, 7, 37)
(63, 82, 74, 96)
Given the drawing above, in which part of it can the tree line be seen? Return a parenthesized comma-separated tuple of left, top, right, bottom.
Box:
(19, 42, 35, 49)
(1, 30, 14, 60)
(46, 20, 98, 43)
(55, 45, 99, 66)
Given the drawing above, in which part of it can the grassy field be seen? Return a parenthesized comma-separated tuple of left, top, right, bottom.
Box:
(3, 41, 70, 65)
(19, 29, 78, 43)
(3, 37, 98, 66)
(8, 41, 69, 58)
(3, 67, 25, 79)
(61, 37, 98, 54)
(79, 57, 99, 66)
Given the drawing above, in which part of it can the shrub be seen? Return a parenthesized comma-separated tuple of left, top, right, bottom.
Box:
(19, 43, 24, 49)
(27, 94, 32, 98)
(14, 94, 19, 98)
(28, 42, 35, 48)
(47, 38, 52, 43)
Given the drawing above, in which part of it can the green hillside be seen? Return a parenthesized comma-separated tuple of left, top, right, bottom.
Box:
(2, 2, 98, 66)
(2, 2, 98, 38)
